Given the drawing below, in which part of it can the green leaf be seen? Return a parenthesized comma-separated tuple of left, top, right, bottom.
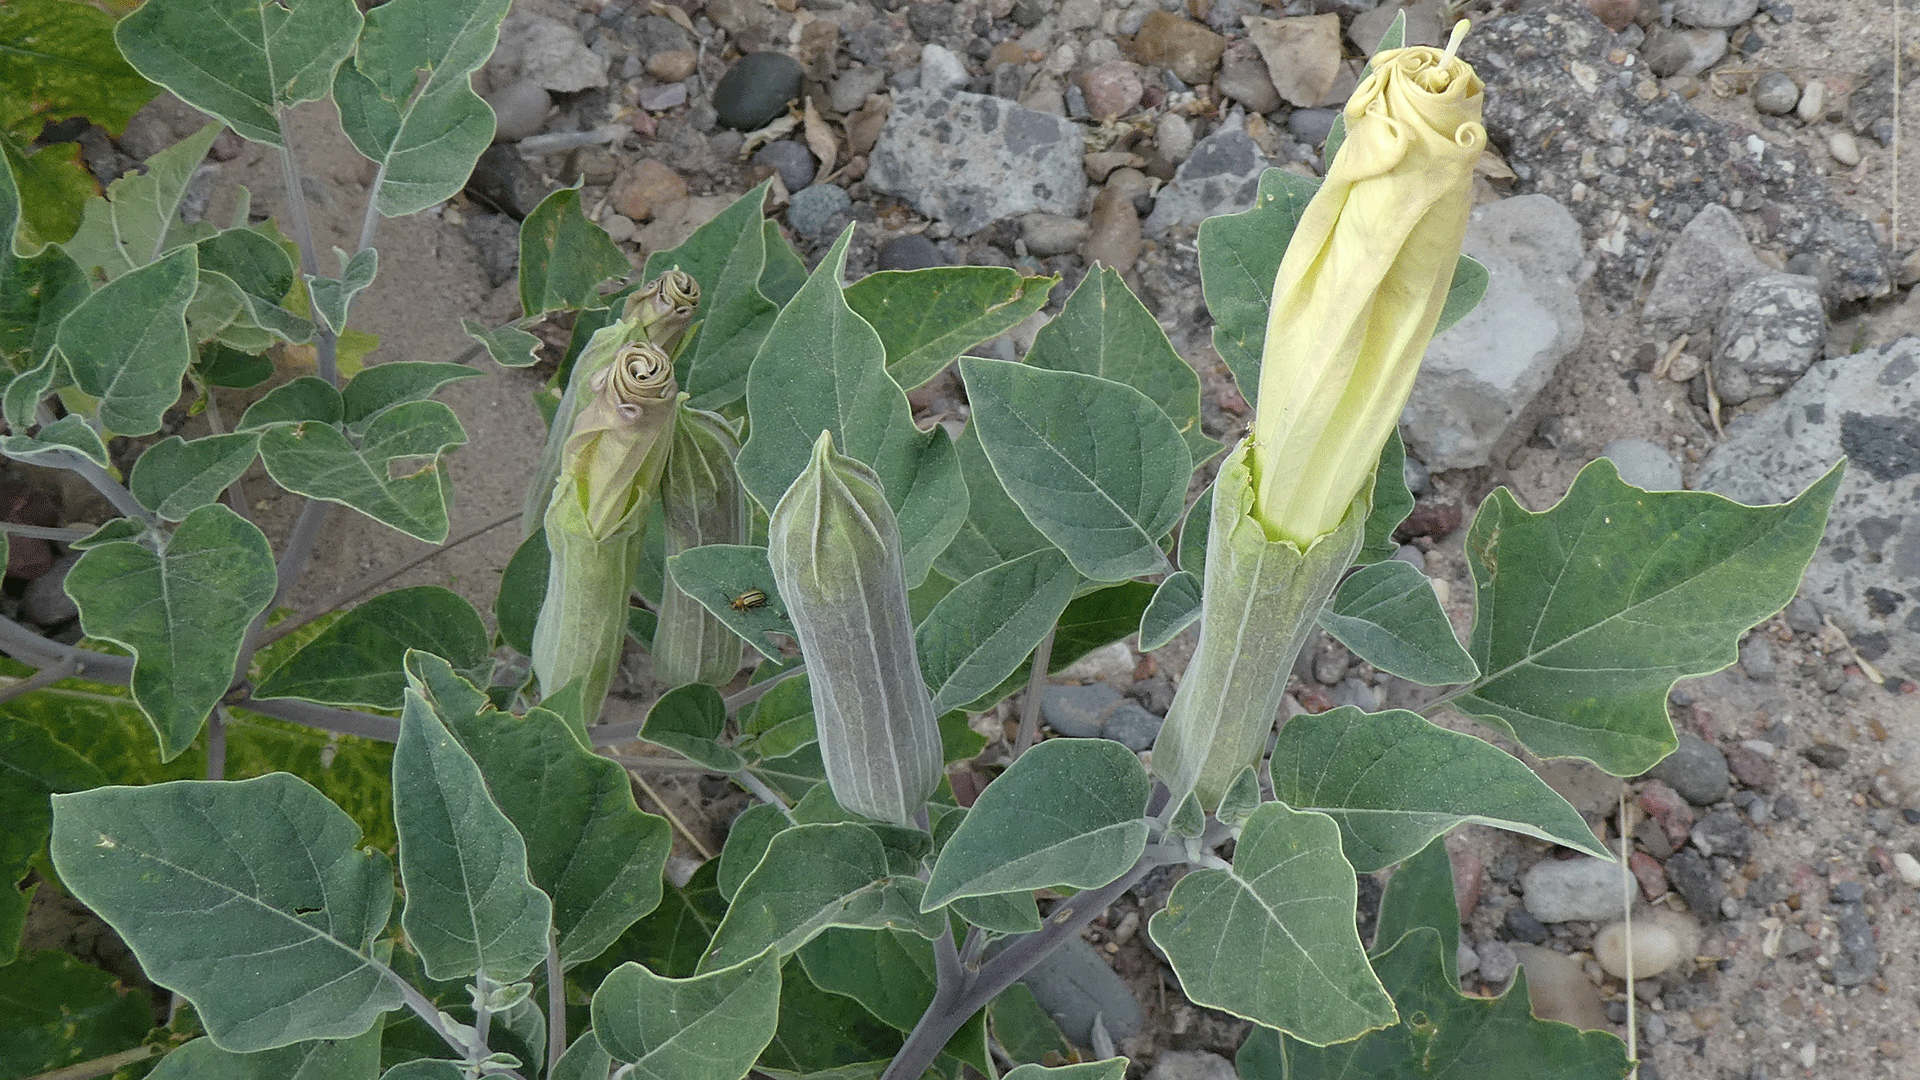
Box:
(58, 121, 220, 279)
(340, 360, 483, 425)
(662, 543, 787, 661)
(959, 357, 1187, 582)
(1360, 429, 1415, 564)
(254, 586, 490, 709)
(49, 775, 403, 1050)
(256, 399, 467, 543)
(330, 0, 506, 215)
(127, 431, 261, 521)
(1139, 569, 1201, 652)
(237, 374, 343, 428)
(0, 410, 111, 467)
(0, 0, 156, 138)
(739, 227, 967, 587)
(55, 244, 197, 436)
(406, 653, 672, 970)
(519, 187, 628, 315)
(1318, 560, 1477, 685)
(716, 801, 789, 903)
(933, 421, 1056, 583)
(758, 217, 808, 305)
(0, 950, 154, 1079)
(495, 526, 548, 656)
(308, 246, 377, 334)
(1371, 835, 1459, 975)
(843, 265, 1055, 391)
(0, 242, 89, 368)
(643, 180, 777, 409)
(195, 343, 274, 387)
(640, 681, 747, 772)
(1147, 802, 1395, 1045)
(591, 953, 781, 1076)
(990, 983, 1072, 1067)
(460, 317, 541, 368)
(1457, 458, 1842, 774)
(760, 956, 904, 1077)
(1025, 264, 1213, 463)
(923, 738, 1150, 909)
(393, 685, 553, 981)
(916, 548, 1078, 713)
(579, 859, 727, 982)
(65, 503, 276, 758)
(116, 0, 360, 146)
(549, 1031, 613, 1080)
(701, 822, 943, 972)
(0, 134, 89, 251)
(146, 1027, 384, 1080)
(956, 579, 1157, 713)
(1243, 927, 1632, 1080)
(1196, 168, 1484, 405)
(1005, 1061, 1128, 1080)
(0, 721, 106, 962)
(796, 926, 937, 1031)
(194, 224, 310, 343)
(1270, 707, 1608, 872)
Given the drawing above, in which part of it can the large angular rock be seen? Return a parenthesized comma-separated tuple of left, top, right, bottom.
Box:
(1695, 336, 1920, 683)
(1400, 194, 1587, 470)
(1141, 114, 1268, 236)
(867, 88, 1086, 236)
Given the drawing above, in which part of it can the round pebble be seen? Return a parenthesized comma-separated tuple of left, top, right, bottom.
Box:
(1795, 77, 1826, 122)
(1021, 212, 1090, 257)
(1079, 60, 1144, 121)
(1751, 71, 1799, 115)
(484, 80, 551, 143)
(1673, 0, 1758, 28)
(646, 49, 697, 83)
(786, 183, 851, 238)
(877, 234, 946, 271)
(750, 139, 816, 192)
(1155, 111, 1194, 162)
(1827, 130, 1860, 166)
(1593, 921, 1683, 979)
(713, 52, 803, 131)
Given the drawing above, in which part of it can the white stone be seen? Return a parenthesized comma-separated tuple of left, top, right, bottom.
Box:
(1893, 851, 1920, 888)
(1593, 920, 1684, 978)
(1828, 131, 1861, 166)
(919, 43, 970, 94)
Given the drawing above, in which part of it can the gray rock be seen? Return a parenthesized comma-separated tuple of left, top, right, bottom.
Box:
(1783, 596, 1823, 633)
(750, 139, 816, 192)
(466, 144, 548, 219)
(1694, 337, 1920, 683)
(1663, 850, 1722, 919)
(877, 234, 946, 271)
(1830, 906, 1878, 985)
(1286, 107, 1338, 146)
(1456, 941, 1481, 977)
(1673, 0, 1759, 28)
(1145, 1050, 1237, 1080)
(20, 552, 79, 626)
(1520, 857, 1632, 923)
(785, 184, 851, 239)
(1141, 114, 1267, 235)
(1647, 733, 1730, 805)
(494, 12, 608, 94)
(1040, 683, 1123, 738)
(1801, 742, 1849, 769)
(1689, 810, 1752, 859)
(1738, 632, 1777, 680)
(868, 88, 1087, 236)
(919, 42, 970, 94)
(1751, 72, 1801, 115)
(713, 53, 803, 130)
(1673, 28, 1729, 77)
(1103, 703, 1163, 752)
(1401, 194, 1586, 470)
(1155, 112, 1195, 163)
(1709, 274, 1826, 404)
(1641, 204, 1771, 340)
(1214, 41, 1281, 114)
(1329, 676, 1378, 712)
(831, 66, 889, 114)
(1477, 938, 1519, 983)
(1021, 212, 1090, 257)
(117, 92, 214, 161)
(462, 212, 521, 288)
(1601, 437, 1684, 490)
(1018, 935, 1143, 1045)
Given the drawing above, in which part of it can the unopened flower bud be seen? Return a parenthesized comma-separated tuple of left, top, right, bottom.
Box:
(768, 431, 941, 827)
(654, 405, 747, 686)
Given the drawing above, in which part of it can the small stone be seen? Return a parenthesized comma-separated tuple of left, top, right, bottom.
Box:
(1510, 944, 1610, 1029)
(1641, 28, 1694, 78)
(1504, 906, 1550, 945)
(484, 80, 551, 143)
(1690, 810, 1752, 860)
(609, 159, 688, 221)
(1594, 920, 1684, 978)
(1796, 77, 1828, 122)
(1081, 184, 1141, 273)
(919, 43, 970, 94)
(1663, 849, 1722, 918)
(1129, 11, 1227, 86)
(750, 139, 816, 192)
(466, 144, 548, 219)
(831, 67, 888, 114)
(500, 12, 609, 93)
(1601, 437, 1684, 490)
(1830, 907, 1879, 986)
(1477, 939, 1518, 984)
(1522, 858, 1632, 924)
(1040, 683, 1123, 738)
(567, 145, 620, 186)
(1646, 733, 1730, 805)
(877, 234, 946, 271)
(1891, 851, 1920, 887)
(1079, 60, 1143, 121)
(1738, 633, 1777, 680)
(1243, 13, 1342, 108)
(713, 52, 803, 131)
(1142, 1050, 1236, 1080)
(1830, 880, 1865, 904)
(1457, 941, 1481, 978)
(601, 212, 636, 243)
(1751, 71, 1799, 115)
(1724, 744, 1777, 791)
(1801, 742, 1849, 769)
(1020, 212, 1089, 257)
(1672, 29, 1729, 78)
(1629, 851, 1669, 899)
(1213, 41, 1280, 114)
(1155, 112, 1194, 163)
(1286, 108, 1339, 146)
(646, 49, 698, 83)
(785, 183, 851, 238)
(1673, 0, 1759, 28)
(1827, 131, 1861, 166)
(1103, 702, 1162, 751)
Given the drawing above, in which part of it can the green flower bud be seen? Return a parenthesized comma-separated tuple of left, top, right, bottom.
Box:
(559, 340, 678, 541)
(654, 405, 748, 687)
(768, 431, 941, 827)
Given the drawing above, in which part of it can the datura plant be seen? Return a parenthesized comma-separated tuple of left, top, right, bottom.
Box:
(1153, 23, 1486, 811)
(9, 10, 1847, 1080)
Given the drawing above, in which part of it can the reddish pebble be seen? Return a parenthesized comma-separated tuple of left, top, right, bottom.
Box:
(1637, 779, 1696, 848)
(1725, 744, 1777, 792)
(1630, 851, 1668, 900)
